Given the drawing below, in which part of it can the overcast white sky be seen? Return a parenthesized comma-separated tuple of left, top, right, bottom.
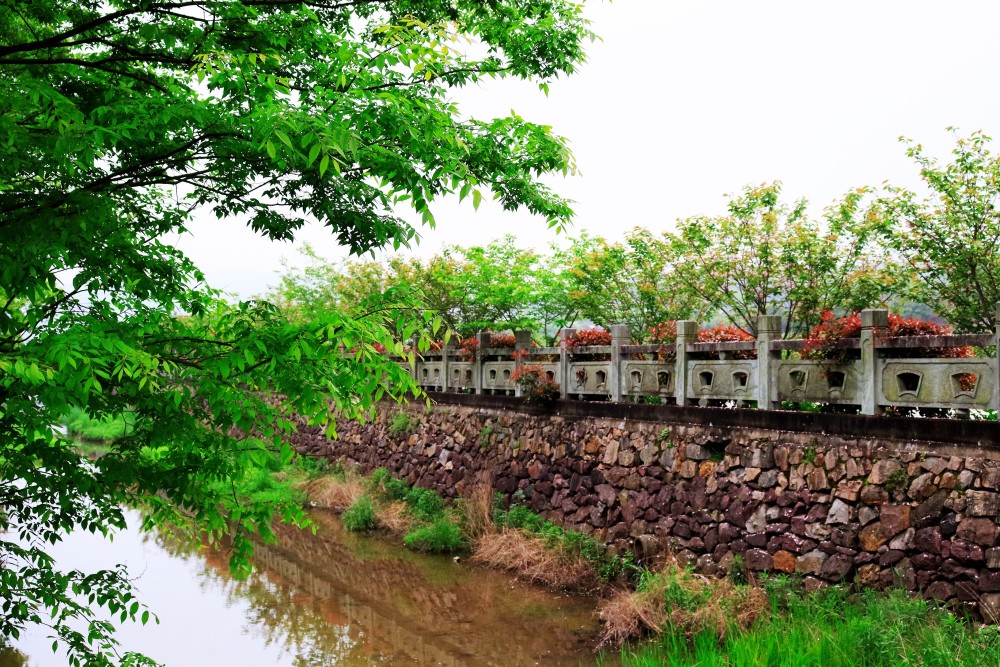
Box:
(177, 0, 1000, 298)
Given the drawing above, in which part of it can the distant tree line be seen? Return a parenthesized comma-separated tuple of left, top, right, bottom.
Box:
(267, 131, 1000, 341)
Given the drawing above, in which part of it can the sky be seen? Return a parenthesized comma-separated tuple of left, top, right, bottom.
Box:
(175, 0, 1000, 299)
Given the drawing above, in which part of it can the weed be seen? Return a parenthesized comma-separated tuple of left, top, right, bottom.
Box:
(342, 496, 378, 532)
(479, 425, 494, 448)
(659, 427, 672, 442)
(803, 446, 818, 465)
(388, 411, 414, 435)
(885, 469, 909, 496)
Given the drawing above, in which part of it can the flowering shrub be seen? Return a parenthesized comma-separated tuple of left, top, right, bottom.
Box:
(803, 312, 972, 361)
(563, 328, 611, 350)
(697, 324, 756, 360)
(647, 321, 677, 361)
(457, 336, 479, 361)
(648, 321, 677, 345)
(490, 333, 517, 348)
(511, 364, 559, 405)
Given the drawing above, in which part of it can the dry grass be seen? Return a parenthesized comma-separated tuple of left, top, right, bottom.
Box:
(378, 501, 415, 534)
(472, 528, 601, 591)
(460, 477, 495, 540)
(597, 561, 767, 647)
(301, 475, 365, 511)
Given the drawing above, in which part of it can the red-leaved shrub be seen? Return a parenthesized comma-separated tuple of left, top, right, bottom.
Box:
(563, 328, 612, 350)
(804, 312, 972, 360)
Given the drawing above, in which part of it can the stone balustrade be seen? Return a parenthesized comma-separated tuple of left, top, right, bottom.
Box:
(409, 307, 1000, 417)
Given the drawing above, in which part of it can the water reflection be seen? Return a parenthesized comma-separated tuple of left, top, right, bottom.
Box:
(13, 510, 605, 666)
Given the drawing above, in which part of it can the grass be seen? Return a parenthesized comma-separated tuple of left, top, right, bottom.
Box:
(342, 495, 378, 532)
(492, 503, 639, 585)
(607, 575, 1000, 667)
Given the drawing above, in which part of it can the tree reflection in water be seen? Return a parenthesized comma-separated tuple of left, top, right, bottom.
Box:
(146, 509, 603, 667)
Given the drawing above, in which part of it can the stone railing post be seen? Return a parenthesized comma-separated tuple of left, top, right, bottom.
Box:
(609, 324, 629, 403)
(559, 327, 576, 400)
(860, 309, 888, 415)
(474, 331, 489, 395)
(994, 304, 1000, 411)
(675, 320, 698, 406)
(755, 315, 782, 410)
(513, 330, 532, 397)
(441, 340, 452, 393)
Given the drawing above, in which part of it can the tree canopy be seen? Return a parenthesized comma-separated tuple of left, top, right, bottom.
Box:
(0, 1, 592, 664)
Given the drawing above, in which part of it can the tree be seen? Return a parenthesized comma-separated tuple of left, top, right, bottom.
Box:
(0, 2, 591, 664)
(564, 228, 700, 341)
(875, 130, 1000, 333)
(670, 183, 903, 337)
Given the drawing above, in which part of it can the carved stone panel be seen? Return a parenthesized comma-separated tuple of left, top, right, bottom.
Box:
(879, 358, 996, 409)
(567, 362, 613, 395)
(622, 360, 675, 397)
(776, 360, 861, 404)
(688, 361, 757, 402)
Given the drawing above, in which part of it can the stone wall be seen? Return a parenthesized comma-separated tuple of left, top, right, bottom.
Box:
(291, 399, 1000, 619)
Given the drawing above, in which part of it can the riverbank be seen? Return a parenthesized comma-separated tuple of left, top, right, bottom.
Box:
(236, 449, 1000, 665)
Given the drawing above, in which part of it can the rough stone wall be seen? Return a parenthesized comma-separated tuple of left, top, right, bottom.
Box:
(291, 402, 1000, 619)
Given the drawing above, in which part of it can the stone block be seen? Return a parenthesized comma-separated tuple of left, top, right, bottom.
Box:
(966, 491, 1000, 517)
(868, 459, 902, 485)
(826, 499, 853, 525)
(819, 553, 854, 581)
(745, 548, 773, 571)
(956, 518, 1000, 547)
(773, 550, 797, 573)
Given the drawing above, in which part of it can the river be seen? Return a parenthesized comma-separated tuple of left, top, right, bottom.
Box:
(3, 510, 609, 666)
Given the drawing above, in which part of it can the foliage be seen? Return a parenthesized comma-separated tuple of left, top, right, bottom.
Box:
(803, 312, 973, 360)
(563, 327, 613, 349)
(670, 183, 903, 337)
(403, 515, 465, 553)
(342, 496, 378, 532)
(0, 0, 592, 662)
(875, 130, 1000, 333)
(511, 364, 560, 405)
(564, 229, 700, 341)
(697, 324, 756, 360)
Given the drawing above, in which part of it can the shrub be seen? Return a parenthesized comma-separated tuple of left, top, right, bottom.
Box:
(803, 311, 973, 361)
(563, 327, 612, 350)
(490, 333, 517, 348)
(511, 364, 560, 406)
(403, 516, 465, 553)
(697, 324, 756, 360)
(457, 335, 479, 361)
(342, 495, 378, 532)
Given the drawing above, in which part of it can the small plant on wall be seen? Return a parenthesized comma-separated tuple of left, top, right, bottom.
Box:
(511, 364, 559, 406)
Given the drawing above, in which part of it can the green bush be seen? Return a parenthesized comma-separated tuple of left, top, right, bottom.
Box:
(403, 516, 464, 553)
(342, 496, 378, 532)
(404, 486, 445, 521)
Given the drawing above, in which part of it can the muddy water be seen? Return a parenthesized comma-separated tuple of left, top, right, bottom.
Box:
(7, 510, 609, 666)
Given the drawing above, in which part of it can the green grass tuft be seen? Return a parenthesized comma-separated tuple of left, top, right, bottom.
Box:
(403, 516, 464, 553)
